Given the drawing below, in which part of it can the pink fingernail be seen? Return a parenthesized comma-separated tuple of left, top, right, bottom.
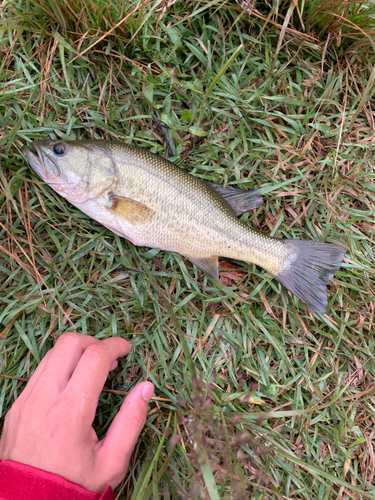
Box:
(142, 382, 154, 402)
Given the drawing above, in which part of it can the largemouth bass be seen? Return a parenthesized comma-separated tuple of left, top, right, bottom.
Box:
(22, 140, 345, 313)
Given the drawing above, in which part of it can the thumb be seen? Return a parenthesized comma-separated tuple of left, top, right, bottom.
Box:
(98, 381, 153, 485)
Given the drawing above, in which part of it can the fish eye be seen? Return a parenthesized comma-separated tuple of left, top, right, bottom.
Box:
(53, 143, 66, 156)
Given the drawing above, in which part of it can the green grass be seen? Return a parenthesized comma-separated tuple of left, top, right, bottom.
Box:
(1, 0, 375, 498)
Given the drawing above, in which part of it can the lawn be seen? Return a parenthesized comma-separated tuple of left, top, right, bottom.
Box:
(1, 0, 375, 498)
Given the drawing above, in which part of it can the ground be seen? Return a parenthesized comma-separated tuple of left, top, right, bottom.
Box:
(0, 1, 375, 498)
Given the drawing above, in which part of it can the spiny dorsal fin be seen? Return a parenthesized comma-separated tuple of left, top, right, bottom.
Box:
(210, 183, 262, 215)
(187, 256, 219, 280)
(107, 192, 154, 225)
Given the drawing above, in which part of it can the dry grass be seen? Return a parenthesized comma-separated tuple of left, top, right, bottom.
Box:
(1, 0, 375, 498)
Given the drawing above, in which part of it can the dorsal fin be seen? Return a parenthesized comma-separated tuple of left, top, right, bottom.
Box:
(210, 183, 262, 215)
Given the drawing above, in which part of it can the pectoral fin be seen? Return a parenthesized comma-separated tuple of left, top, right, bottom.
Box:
(107, 192, 154, 225)
(188, 256, 219, 280)
(210, 183, 262, 215)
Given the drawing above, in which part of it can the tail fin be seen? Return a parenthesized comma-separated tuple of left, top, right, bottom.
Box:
(274, 240, 346, 313)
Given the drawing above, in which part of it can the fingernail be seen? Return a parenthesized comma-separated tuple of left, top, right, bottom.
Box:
(142, 382, 154, 402)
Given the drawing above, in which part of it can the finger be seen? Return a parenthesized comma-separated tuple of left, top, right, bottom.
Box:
(37, 332, 100, 391)
(98, 381, 153, 476)
(11, 350, 52, 406)
(13, 332, 100, 407)
(109, 360, 118, 372)
(61, 337, 132, 423)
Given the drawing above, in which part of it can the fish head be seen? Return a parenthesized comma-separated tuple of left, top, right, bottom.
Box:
(22, 140, 117, 203)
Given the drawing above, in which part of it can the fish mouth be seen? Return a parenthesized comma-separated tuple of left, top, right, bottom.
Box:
(22, 141, 60, 181)
(22, 140, 85, 201)
(22, 143, 45, 179)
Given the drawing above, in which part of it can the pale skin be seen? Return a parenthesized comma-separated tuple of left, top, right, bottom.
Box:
(0, 332, 154, 494)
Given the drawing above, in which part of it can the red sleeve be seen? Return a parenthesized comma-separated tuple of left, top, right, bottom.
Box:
(0, 460, 115, 500)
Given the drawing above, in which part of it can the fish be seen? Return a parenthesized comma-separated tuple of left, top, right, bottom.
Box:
(22, 139, 346, 313)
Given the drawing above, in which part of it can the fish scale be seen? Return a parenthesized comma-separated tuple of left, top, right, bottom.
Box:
(106, 142, 287, 268)
(22, 139, 346, 313)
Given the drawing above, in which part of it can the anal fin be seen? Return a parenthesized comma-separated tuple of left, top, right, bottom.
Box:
(188, 256, 219, 280)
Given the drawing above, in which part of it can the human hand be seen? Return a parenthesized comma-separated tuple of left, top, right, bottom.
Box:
(0, 332, 154, 494)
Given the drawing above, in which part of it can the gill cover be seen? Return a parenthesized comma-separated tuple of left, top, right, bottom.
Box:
(32, 140, 118, 203)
